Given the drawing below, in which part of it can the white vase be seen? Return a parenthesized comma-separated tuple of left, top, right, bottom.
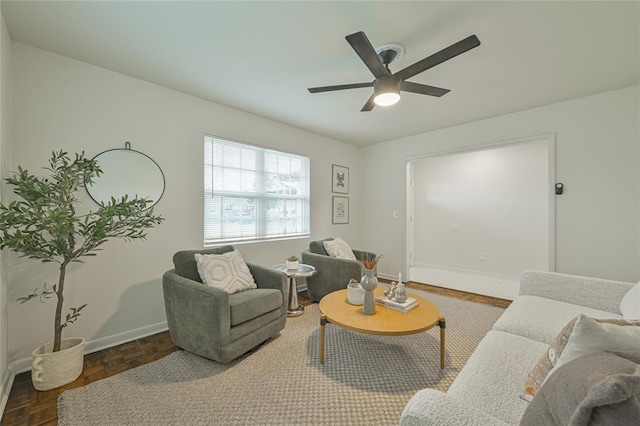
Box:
(31, 337, 85, 391)
(286, 260, 299, 270)
(360, 268, 378, 315)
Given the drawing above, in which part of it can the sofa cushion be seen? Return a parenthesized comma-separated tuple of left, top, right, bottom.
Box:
(520, 351, 640, 426)
(323, 237, 357, 260)
(621, 282, 640, 320)
(229, 288, 283, 326)
(446, 330, 548, 425)
(195, 251, 257, 294)
(492, 295, 622, 344)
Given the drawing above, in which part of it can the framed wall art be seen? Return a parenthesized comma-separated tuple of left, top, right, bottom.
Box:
(332, 196, 349, 224)
(331, 164, 349, 194)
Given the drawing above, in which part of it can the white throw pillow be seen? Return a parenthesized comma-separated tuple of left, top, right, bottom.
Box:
(620, 282, 640, 320)
(323, 237, 357, 261)
(546, 314, 640, 381)
(195, 251, 257, 294)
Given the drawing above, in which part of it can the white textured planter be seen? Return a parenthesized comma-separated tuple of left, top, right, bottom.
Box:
(31, 337, 85, 391)
(286, 260, 299, 270)
(347, 285, 365, 305)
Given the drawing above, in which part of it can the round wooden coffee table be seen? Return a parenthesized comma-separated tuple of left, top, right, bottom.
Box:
(318, 287, 446, 368)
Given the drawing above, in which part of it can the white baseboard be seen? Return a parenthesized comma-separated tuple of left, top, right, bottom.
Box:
(377, 272, 399, 282)
(295, 279, 308, 292)
(0, 365, 15, 419)
(9, 321, 169, 374)
(409, 264, 519, 300)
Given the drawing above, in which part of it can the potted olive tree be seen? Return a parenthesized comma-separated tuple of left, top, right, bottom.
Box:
(0, 150, 164, 390)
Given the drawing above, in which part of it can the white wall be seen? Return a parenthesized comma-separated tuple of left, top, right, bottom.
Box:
(412, 139, 550, 276)
(362, 86, 639, 284)
(8, 42, 361, 368)
(0, 10, 11, 410)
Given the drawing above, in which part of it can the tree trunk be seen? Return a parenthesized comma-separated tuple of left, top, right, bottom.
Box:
(53, 263, 67, 352)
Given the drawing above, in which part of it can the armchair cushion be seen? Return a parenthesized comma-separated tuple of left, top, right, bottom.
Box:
(195, 250, 257, 294)
(173, 245, 235, 282)
(229, 288, 282, 326)
(323, 237, 357, 260)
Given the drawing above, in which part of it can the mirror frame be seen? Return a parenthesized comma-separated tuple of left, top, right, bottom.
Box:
(85, 143, 165, 209)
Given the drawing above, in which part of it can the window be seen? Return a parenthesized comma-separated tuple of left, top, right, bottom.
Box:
(204, 136, 310, 245)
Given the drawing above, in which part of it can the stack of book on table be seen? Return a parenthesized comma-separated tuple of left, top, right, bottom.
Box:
(375, 295, 419, 313)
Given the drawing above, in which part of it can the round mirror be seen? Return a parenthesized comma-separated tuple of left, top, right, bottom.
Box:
(86, 146, 165, 208)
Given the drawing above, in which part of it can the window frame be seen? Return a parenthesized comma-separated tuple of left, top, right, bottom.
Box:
(204, 135, 310, 246)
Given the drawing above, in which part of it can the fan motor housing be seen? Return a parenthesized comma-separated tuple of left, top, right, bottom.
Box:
(375, 43, 404, 66)
(374, 76, 401, 93)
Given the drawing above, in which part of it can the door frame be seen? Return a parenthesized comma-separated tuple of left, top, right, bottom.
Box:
(404, 133, 556, 280)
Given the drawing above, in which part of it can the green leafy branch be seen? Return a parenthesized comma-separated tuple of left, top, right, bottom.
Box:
(0, 150, 164, 352)
(16, 283, 56, 304)
(62, 304, 87, 328)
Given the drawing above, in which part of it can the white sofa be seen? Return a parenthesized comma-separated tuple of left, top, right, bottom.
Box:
(399, 270, 635, 426)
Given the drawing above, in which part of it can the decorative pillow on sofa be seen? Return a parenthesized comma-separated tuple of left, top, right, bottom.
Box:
(520, 351, 640, 426)
(549, 315, 640, 377)
(323, 237, 357, 261)
(195, 250, 257, 294)
(522, 316, 579, 401)
(523, 315, 640, 401)
(621, 282, 640, 320)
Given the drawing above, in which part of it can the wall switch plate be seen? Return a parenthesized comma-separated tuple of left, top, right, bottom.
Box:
(392, 211, 398, 219)
(480, 252, 486, 261)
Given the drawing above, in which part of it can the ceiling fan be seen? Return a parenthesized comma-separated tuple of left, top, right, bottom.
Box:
(308, 31, 481, 111)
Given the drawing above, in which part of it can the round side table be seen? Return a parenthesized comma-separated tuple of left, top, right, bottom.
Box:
(272, 263, 317, 317)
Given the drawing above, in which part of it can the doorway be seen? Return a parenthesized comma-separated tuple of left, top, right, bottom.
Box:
(406, 134, 555, 300)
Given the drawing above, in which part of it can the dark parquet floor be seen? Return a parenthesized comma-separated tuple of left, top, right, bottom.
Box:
(1, 282, 510, 425)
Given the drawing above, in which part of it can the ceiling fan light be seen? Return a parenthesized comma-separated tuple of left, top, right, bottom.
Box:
(373, 76, 401, 107)
(374, 91, 400, 106)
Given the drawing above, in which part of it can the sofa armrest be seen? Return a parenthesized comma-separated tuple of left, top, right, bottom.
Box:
(519, 270, 633, 313)
(247, 262, 288, 311)
(400, 389, 508, 426)
(162, 269, 231, 345)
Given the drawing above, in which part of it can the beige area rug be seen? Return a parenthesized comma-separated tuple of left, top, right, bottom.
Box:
(58, 289, 505, 425)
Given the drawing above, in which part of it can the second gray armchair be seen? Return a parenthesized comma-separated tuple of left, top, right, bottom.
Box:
(162, 246, 288, 363)
(301, 237, 377, 302)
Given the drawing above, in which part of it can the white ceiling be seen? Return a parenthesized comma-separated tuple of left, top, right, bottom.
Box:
(2, 1, 639, 146)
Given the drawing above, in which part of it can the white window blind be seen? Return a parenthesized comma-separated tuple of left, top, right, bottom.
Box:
(204, 136, 310, 245)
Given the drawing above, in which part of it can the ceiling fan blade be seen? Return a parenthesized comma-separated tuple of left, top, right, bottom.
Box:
(308, 82, 373, 93)
(395, 35, 480, 81)
(346, 31, 390, 79)
(401, 81, 450, 97)
(361, 94, 376, 112)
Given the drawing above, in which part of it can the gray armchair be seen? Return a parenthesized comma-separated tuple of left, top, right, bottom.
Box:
(162, 245, 288, 363)
(301, 238, 377, 302)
